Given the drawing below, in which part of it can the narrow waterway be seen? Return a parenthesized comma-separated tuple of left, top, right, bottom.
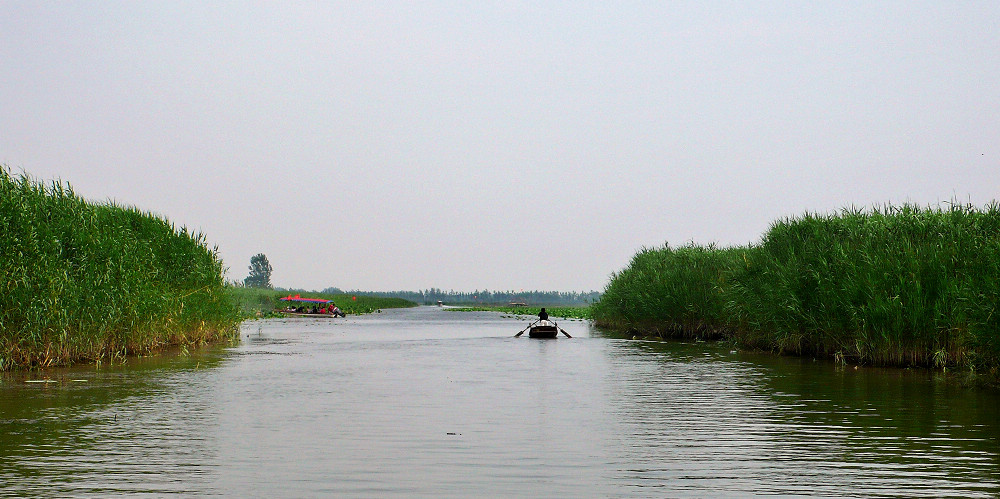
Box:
(1, 306, 998, 497)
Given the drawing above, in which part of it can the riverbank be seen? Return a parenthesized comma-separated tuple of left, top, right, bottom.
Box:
(227, 287, 416, 317)
(0, 168, 241, 370)
(592, 203, 1000, 384)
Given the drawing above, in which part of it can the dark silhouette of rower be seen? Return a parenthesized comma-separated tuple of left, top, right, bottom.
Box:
(538, 308, 549, 321)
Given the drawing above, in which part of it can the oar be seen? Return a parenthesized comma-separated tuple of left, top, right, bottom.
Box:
(514, 320, 538, 337)
(559, 326, 572, 338)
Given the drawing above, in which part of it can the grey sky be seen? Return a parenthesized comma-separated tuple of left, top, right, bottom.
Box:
(3, 1, 998, 292)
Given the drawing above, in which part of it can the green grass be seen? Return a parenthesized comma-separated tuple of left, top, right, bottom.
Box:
(592, 203, 1000, 378)
(227, 287, 416, 317)
(1, 167, 241, 370)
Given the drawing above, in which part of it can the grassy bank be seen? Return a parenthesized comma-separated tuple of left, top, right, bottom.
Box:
(593, 203, 1000, 379)
(227, 287, 416, 317)
(1, 168, 241, 370)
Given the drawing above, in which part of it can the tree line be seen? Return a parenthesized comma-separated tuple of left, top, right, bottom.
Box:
(322, 287, 601, 306)
(237, 253, 600, 306)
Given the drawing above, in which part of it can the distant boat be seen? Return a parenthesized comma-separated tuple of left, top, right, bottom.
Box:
(276, 295, 346, 317)
(280, 311, 342, 318)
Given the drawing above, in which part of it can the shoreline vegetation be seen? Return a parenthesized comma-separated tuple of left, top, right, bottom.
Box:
(591, 203, 1000, 385)
(227, 287, 416, 317)
(341, 289, 600, 307)
(7, 163, 997, 390)
(1, 167, 241, 371)
(446, 305, 592, 321)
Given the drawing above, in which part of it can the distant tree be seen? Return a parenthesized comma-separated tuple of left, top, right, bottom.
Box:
(244, 253, 273, 289)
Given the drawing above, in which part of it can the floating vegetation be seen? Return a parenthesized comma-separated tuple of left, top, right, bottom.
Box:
(448, 306, 593, 320)
(593, 203, 1000, 378)
(0, 166, 241, 370)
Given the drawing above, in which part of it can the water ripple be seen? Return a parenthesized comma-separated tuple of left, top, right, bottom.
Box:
(1, 308, 998, 497)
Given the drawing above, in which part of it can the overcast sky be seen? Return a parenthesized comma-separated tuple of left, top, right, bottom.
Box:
(3, 1, 998, 292)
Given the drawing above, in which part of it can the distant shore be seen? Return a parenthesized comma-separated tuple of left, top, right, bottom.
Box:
(227, 287, 416, 318)
(446, 305, 592, 321)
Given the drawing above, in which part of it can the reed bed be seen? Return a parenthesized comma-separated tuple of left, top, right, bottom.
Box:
(1, 167, 240, 370)
(592, 203, 1000, 376)
(593, 244, 741, 339)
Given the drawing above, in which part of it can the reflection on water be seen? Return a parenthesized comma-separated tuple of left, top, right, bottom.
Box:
(1, 307, 998, 497)
(602, 342, 1000, 497)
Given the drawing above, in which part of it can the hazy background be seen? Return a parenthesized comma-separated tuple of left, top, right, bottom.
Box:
(2, 1, 998, 292)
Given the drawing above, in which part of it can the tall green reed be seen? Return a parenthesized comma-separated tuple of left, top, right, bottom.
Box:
(593, 203, 1000, 374)
(593, 243, 741, 339)
(1, 167, 240, 370)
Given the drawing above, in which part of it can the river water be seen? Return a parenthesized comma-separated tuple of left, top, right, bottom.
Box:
(1, 306, 998, 497)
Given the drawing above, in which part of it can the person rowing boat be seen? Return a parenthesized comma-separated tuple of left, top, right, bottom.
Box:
(513, 308, 572, 338)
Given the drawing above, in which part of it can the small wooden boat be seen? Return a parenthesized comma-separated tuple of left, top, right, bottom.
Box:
(515, 319, 572, 338)
(528, 320, 559, 338)
(278, 311, 344, 318)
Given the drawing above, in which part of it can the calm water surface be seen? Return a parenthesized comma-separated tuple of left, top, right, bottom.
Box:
(1, 306, 998, 497)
